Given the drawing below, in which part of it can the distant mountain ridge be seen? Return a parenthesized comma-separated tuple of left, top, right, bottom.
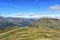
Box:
(0, 16, 60, 30)
(0, 16, 37, 30)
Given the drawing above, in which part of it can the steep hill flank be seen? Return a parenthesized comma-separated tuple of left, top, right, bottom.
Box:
(29, 18, 60, 30)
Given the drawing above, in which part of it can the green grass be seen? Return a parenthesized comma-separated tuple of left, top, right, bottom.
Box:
(0, 27, 60, 40)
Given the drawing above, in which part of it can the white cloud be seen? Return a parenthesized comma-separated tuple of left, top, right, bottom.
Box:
(16, 13, 23, 16)
(15, 13, 60, 18)
(49, 5, 60, 11)
(15, 14, 54, 18)
(16, 15, 40, 18)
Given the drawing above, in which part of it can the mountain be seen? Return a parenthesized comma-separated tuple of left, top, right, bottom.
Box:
(0, 18, 60, 40)
(29, 18, 60, 30)
(0, 16, 60, 30)
(0, 16, 37, 30)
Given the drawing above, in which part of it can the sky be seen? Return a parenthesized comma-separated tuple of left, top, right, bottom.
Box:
(0, 0, 60, 18)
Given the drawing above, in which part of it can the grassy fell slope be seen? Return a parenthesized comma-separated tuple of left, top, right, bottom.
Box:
(0, 27, 60, 40)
